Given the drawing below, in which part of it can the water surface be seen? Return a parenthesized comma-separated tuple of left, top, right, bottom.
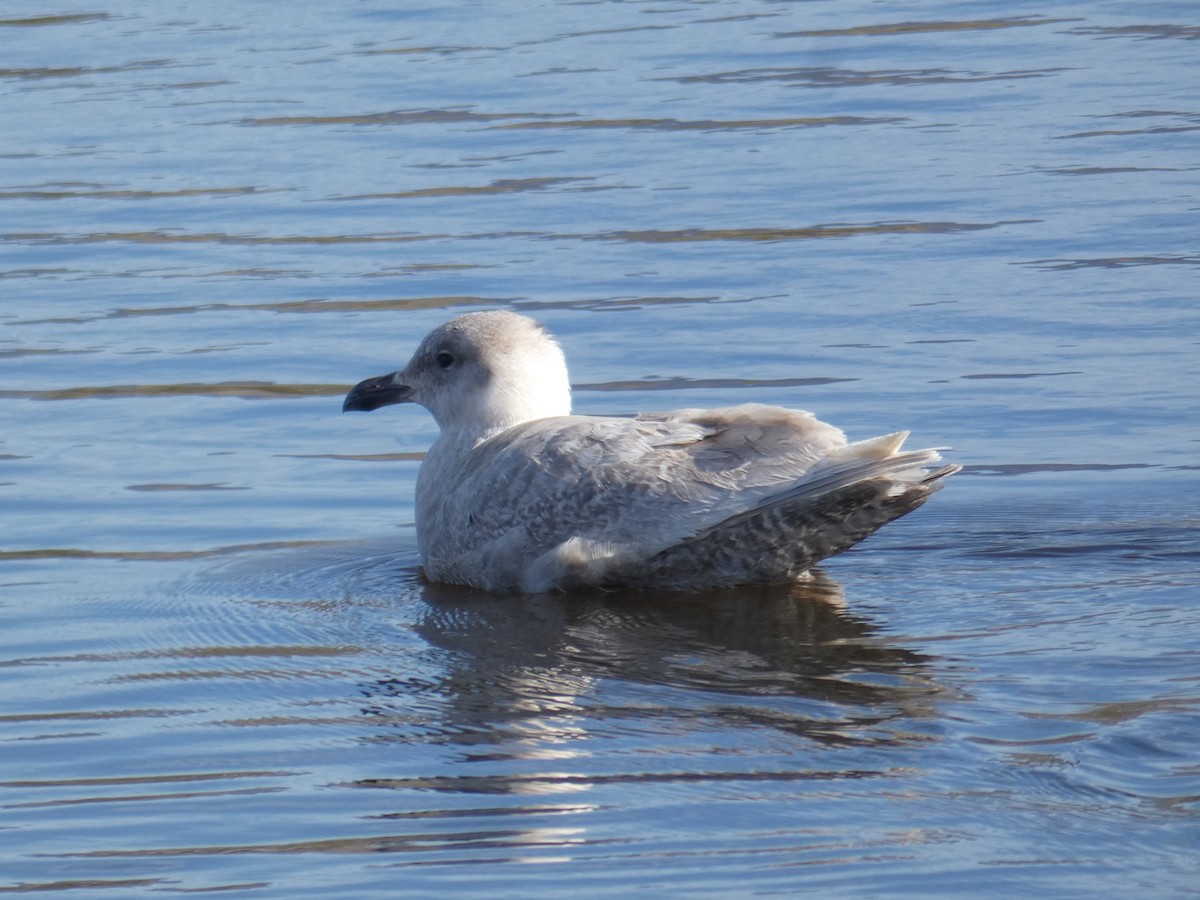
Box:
(2, 1, 1197, 896)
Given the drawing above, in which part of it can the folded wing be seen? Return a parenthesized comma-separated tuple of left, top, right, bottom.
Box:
(419, 403, 955, 591)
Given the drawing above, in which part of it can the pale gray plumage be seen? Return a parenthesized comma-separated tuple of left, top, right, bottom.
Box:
(343, 310, 959, 593)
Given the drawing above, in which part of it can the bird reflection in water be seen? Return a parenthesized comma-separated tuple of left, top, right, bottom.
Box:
(357, 570, 943, 760)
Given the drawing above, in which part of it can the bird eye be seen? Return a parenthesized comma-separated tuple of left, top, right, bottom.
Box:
(435, 350, 455, 369)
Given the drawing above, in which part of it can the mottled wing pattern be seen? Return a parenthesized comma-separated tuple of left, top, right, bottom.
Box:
(422, 404, 851, 588)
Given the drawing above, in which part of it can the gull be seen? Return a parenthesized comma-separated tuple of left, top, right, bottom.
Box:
(343, 310, 958, 593)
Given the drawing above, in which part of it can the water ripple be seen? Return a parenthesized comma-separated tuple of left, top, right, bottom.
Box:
(670, 66, 1062, 87)
(781, 17, 1079, 38)
(0, 13, 111, 28)
(0, 185, 274, 201)
(1069, 24, 1200, 42)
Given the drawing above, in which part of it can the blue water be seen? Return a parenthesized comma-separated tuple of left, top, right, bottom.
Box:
(2, 2, 1198, 896)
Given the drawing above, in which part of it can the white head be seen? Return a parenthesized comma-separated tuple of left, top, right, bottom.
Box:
(343, 310, 573, 443)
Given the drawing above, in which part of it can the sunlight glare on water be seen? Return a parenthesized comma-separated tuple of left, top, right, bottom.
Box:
(1, 1, 1198, 896)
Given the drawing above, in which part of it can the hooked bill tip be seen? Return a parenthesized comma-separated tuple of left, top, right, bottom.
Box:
(342, 373, 411, 413)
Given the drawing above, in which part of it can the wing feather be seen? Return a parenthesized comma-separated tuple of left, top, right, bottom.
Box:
(420, 404, 856, 589)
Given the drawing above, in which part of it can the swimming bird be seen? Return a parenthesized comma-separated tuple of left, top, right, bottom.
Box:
(343, 310, 958, 593)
